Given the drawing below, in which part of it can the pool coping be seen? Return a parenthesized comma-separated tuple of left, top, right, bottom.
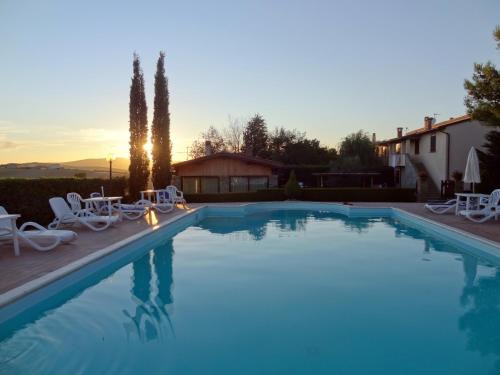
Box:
(1, 201, 499, 309)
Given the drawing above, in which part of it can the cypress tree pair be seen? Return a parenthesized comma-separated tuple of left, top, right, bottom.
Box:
(128, 52, 172, 198)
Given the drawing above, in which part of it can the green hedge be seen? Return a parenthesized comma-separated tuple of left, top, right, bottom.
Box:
(301, 188, 416, 202)
(185, 188, 416, 203)
(0, 178, 127, 225)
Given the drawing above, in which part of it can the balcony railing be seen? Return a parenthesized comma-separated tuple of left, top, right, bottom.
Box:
(388, 153, 406, 167)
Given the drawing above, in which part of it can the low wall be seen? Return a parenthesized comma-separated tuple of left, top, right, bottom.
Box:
(186, 188, 417, 203)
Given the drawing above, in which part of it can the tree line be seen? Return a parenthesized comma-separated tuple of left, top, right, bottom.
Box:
(189, 114, 384, 169)
(190, 114, 341, 165)
(128, 52, 172, 198)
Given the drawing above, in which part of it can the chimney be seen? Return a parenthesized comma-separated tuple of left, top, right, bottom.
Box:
(204, 140, 212, 156)
(396, 127, 403, 138)
(372, 133, 376, 143)
(424, 116, 433, 131)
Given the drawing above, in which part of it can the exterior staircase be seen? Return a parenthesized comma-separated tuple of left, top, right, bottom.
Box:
(406, 156, 441, 202)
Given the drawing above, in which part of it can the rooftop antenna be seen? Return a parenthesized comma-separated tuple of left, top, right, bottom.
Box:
(433, 113, 440, 121)
(176, 146, 191, 160)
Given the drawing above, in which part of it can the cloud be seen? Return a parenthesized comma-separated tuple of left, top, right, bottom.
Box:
(0, 140, 19, 149)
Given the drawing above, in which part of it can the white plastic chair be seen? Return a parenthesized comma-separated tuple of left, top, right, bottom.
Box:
(66, 192, 93, 215)
(0, 206, 77, 251)
(166, 185, 186, 206)
(48, 197, 119, 231)
(459, 189, 500, 223)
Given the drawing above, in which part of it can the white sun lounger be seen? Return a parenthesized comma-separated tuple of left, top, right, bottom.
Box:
(90, 192, 148, 220)
(48, 197, 119, 231)
(459, 189, 500, 223)
(0, 206, 77, 251)
(425, 199, 465, 214)
(154, 190, 175, 213)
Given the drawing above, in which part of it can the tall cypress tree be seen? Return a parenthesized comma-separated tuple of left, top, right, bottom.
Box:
(128, 53, 149, 198)
(151, 51, 172, 188)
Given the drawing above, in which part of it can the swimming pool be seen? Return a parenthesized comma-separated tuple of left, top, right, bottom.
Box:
(1, 203, 500, 374)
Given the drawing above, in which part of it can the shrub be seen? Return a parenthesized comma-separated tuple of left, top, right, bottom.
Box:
(0, 177, 127, 225)
(284, 170, 302, 199)
(452, 170, 463, 181)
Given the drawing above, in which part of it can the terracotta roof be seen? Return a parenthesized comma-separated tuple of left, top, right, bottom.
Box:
(172, 152, 284, 169)
(377, 114, 472, 145)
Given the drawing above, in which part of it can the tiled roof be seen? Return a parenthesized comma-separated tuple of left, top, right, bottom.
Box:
(172, 152, 284, 169)
(377, 114, 472, 144)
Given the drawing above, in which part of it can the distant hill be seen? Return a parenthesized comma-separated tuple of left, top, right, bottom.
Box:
(62, 158, 129, 171)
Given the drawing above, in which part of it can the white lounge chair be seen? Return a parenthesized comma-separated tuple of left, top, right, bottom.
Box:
(48, 197, 119, 231)
(425, 199, 465, 214)
(0, 206, 77, 251)
(151, 190, 174, 213)
(166, 185, 186, 207)
(459, 189, 500, 223)
(90, 192, 148, 220)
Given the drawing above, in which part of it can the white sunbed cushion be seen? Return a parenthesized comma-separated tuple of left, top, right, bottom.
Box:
(22, 229, 77, 243)
(120, 204, 146, 211)
(83, 216, 119, 224)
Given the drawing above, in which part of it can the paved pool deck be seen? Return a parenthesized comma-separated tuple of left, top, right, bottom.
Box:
(0, 202, 498, 295)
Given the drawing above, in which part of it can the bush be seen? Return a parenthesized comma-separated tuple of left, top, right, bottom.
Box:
(0, 177, 127, 225)
(284, 170, 302, 199)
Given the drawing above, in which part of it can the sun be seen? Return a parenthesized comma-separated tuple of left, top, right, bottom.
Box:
(143, 141, 153, 158)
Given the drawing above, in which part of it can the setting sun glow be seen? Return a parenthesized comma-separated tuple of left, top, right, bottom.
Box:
(143, 141, 153, 159)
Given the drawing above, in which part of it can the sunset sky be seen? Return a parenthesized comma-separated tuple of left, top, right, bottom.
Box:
(1, 0, 499, 163)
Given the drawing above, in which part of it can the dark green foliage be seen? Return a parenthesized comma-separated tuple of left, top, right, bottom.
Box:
(284, 170, 302, 199)
(337, 130, 379, 168)
(478, 131, 500, 192)
(242, 114, 269, 157)
(302, 188, 416, 202)
(151, 52, 172, 189)
(129, 54, 150, 198)
(464, 27, 500, 127)
(0, 178, 127, 225)
(268, 127, 337, 165)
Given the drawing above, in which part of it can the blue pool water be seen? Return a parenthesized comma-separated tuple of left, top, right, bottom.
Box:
(1, 209, 500, 374)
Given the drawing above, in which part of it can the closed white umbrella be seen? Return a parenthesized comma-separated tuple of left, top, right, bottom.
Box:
(463, 147, 481, 192)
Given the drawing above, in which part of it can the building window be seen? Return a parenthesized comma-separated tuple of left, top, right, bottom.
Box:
(414, 139, 420, 155)
(395, 143, 401, 153)
(249, 176, 268, 191)
(182, 177, 199, 194)
(430, 135, 436, 153)
(230, 177, 248, 192)
(200, 177, 219, 193)
(229, 176, 269, 192)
